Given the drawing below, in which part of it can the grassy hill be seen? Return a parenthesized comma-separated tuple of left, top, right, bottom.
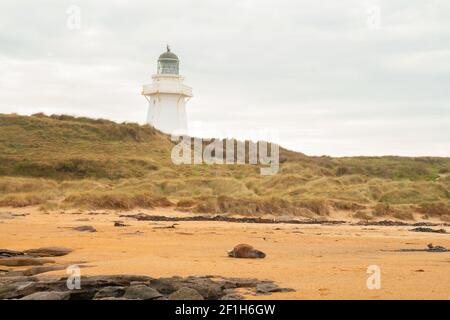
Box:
(0, 113, 449, 221)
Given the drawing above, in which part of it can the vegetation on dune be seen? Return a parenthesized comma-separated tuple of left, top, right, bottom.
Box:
(0, 113, 449, 221)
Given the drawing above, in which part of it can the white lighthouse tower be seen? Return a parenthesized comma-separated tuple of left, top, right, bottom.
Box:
(142, 46, 193, 134)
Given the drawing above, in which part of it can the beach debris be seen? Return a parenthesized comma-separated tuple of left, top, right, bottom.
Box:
(12, 213, 30, 217)
(114, 221, 129, 227)
(359, 220, 409, 226)
(410, 227, 447, 234)
(122, 230, 144, 236)
(153, 224, 177, 229)
(427, 243, 449, 252)
(358, 220, 450, 227)
(120, 213, 450, 227)
(399, 243, 450, 253)
(121, 213, 345, 225)
(227, 244, 266, 259)
(71, 225, 97, 232)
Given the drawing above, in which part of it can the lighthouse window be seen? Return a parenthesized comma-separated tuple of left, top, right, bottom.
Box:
(158, 61, 179, 75)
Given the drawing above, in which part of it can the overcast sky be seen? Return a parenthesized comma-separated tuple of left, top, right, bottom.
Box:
(0, 0, 449, 156)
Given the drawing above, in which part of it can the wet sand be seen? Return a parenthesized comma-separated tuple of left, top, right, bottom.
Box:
(1, 208, 449, 299)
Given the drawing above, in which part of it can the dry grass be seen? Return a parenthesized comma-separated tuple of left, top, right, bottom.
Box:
(0, 113, 449, 220)
(64, 192, 173, 210)
(0, 192, 53, 208)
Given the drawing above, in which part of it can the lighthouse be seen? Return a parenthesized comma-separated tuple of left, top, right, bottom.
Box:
(142, 46, 193, 134)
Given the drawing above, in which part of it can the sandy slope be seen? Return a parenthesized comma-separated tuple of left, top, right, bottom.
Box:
(0, 207, 449, 300)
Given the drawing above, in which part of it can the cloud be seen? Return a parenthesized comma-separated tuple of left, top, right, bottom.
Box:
(0, 0, 449, 156)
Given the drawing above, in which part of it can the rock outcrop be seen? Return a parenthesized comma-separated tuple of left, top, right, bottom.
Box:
(0, 274, 293, 300)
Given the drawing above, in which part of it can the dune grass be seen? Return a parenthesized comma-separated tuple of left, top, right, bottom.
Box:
(0, 113, 449, 220)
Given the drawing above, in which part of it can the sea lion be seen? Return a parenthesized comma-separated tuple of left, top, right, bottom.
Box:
(227, 244, 266, 259)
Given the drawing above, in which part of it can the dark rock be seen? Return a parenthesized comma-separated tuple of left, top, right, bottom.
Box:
(68, 289, 98, 300)
(72, 225, 97, 232)
(410, 227, 447, 234)
(220, 293, 243, 300)
(121, 213, 450, 228)
(2, 265, 66, 277)
(114, 221, 129, 227)
(20, 291, 70, 300)
(0, 273, 291, 300)
(82, 275, 152, 287)
(0, 281, 35, 299)
(218, 277, 260, 290)
(359, 220, 450, 227)
(275, 287, 295, 293)
(93, 286, 125, 299)
(148, 276, 222, 299)
(168, 287, 204, 300)
(149, 278, 178, 294)
(399, 243, 450, 252)
(0, 249, 24, 258)
(362, 220, 408, 226)
(24, 247, 73, 257)
(0, 257, 55, 267)
(120, 213, 345, 226)
(427, 243, 449, 252)
(183, 277, 223, 299)
(123, 285, 162, 300)
(256, 283, 279, 293)
(9, 279, 67, 298)
(0, 276, 39, 285)
(413, 222, 439, 227)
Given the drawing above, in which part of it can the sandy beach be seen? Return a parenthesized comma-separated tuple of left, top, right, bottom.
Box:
(1, 207, 449, 300)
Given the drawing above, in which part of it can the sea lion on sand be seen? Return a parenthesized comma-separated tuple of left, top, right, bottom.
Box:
(227, 244, 266, 259)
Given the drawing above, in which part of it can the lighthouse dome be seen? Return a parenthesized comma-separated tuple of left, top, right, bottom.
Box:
(157, 46, 179, 75)
(158, 50, 179, 61)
